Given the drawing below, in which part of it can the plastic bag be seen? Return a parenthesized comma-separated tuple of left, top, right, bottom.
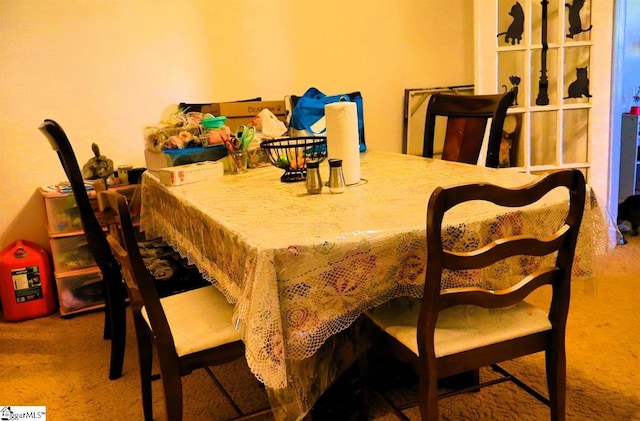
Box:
(290, 87, 366, 151)
(251, 108, 287, 139)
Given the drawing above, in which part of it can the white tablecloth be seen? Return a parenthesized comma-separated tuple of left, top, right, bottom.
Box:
(141, 151, 610, 418)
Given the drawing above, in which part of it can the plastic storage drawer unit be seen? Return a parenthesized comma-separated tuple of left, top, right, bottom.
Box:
(44, 194, 84, 234)
(56, 270, 104, 316)
(50, 236, 97, 273)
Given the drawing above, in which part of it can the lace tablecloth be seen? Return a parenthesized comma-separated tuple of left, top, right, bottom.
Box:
(140, 151, 611, 416)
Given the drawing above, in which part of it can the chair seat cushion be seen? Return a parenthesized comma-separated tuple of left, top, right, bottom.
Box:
(366, 297, 551, 357)
(142, 285, 241, 357)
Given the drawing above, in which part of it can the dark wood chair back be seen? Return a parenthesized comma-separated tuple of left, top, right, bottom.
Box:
(38, 119, 126, 381)
(366, 169, 586, 419)
(422, 91, 514, 167)
(418, 168, 585, 419)
(99, 191, 170, 342)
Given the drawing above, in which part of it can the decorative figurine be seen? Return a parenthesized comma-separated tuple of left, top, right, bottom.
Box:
(82, 143, 114, 179)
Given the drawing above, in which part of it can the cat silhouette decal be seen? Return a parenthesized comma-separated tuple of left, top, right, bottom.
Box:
(566, 0, 593, 39)
(565, 66, 592, 99)
(502, 75, 521, 106)
(497, 2, 524, 45)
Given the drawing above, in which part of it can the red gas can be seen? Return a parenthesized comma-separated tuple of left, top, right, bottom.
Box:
(0, 240, 57, 321)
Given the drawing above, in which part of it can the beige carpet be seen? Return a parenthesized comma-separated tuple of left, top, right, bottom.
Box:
(1, 235, 639, 420)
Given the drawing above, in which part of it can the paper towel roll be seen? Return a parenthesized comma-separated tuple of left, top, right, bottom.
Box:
(324, 101, 361, 185)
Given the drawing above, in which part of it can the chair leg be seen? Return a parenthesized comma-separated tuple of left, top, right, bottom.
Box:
(357, 352, 371, 421)
(546, 345, 566, 421)
(161, 369, 184, 421)
(203, 366, 243, 417)
(419, 371, 439, 421)
(102, 279, 112, 341)
(106, 278, 127, 380)
(136, 322, 154, 421)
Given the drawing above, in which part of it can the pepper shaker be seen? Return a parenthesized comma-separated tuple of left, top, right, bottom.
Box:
(306, 161, 323, 194)
(328, 159, 346, 194)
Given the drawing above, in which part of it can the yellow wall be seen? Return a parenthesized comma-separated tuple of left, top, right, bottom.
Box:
(0, 0, 473, 249)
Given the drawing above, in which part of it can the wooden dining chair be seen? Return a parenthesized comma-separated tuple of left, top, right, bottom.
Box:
(98, 189, 271, 421)
(39, 119, 127, 381)
(366, 169, 586, 420)
(40, 119, 210, 381)
(422, 91, 514, 168)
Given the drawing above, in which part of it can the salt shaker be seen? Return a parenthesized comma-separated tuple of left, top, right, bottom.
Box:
(328, 159, 346, 194)
(306, 161, 323, 194)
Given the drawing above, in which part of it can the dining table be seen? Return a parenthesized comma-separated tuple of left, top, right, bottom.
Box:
(140, 150, 612, 420)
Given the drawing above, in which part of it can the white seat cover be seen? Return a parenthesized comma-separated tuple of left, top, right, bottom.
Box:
(366, 297, 551, 357)
(142, 285, 242, 357)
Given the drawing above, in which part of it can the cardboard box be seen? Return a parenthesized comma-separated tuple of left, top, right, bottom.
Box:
(201, 100, 286, 131)
(145, 146, 227, 171)
(158, 161, 224, 186)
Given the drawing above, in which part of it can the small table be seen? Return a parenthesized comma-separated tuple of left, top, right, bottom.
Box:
(140, 151, 610, 420)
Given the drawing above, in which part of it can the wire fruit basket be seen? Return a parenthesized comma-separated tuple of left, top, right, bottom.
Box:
(260, 137, 328, 182)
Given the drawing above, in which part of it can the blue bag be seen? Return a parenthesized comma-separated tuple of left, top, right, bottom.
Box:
(290, 88, 366, 152)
